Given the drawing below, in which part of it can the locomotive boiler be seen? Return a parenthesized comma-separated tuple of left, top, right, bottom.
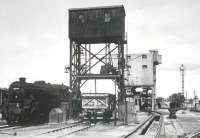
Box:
(4, 78, 72, 125)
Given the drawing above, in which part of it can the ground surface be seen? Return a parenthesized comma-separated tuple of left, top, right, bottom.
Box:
(0, 112, 150, 138)
(159, 109, 200, 138)
(0, 110, 200, 138)
(67, 112, 150, 138)
(176, 110, 200, 135)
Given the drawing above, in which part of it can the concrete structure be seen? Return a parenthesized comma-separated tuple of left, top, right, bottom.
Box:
(124, 50, 162, 111)
(59, 102, 71, 121)
(112, 50, 161, 111)
(49, 108, 64, 124)
(118, 99, 140, 123)
(125, 50, 161, 87)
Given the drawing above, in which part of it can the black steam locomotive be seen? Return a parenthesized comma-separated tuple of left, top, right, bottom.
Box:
(3, 78, 71, 125)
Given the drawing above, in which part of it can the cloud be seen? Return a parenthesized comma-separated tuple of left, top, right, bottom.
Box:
(1, 0, 200, 98)
(126, 0, 200, 47)
(40, 32, 58, 42)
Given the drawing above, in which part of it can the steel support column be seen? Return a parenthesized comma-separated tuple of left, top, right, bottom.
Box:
(69, 41, 125, 119)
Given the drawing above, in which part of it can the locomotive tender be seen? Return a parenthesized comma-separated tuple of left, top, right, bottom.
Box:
(3, 78, 71, 125)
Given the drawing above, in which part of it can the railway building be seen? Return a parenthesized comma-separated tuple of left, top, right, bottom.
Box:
(124, 50, 161, 112)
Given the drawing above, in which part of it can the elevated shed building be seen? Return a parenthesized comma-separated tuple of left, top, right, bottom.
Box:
(69, 5, 125, 43)
(68, 5, 126, 121)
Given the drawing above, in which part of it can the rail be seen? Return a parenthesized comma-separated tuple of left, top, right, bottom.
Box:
(56, 124, 94, 138)
(155, 112, 164, 138)
(121, 111, 164, 138)
(0, 125, 29, 131)
(27, 121, 91, 138)
(187, 130, 200, 138)
(0, 125, 27, 135)
(121, 114, 154, 138)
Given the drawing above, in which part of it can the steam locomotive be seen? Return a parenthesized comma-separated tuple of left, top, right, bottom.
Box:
(3, 78, 72, 125)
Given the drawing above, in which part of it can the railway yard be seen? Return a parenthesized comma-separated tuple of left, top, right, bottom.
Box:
(1, 2, 200, 138)
(0, 110, 200, 138)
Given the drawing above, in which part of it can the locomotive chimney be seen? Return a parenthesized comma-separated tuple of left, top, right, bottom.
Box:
(19, 77, 26, 83)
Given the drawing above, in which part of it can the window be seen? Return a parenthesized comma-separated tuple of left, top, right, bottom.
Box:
(105, 13, 111, 22)
(142, 65, 147, 69)
(142, 54, 147, 59)
(78, 15, 85, 23)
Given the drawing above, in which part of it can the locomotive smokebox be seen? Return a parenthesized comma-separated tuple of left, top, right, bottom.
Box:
(19, 77, 26, 83)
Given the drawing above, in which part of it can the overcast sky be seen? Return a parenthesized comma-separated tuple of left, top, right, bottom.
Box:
(1, 0, 200, 98)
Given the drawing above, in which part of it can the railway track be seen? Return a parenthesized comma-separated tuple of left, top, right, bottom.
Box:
(154, 113, 164, 138)
(0, 113, 164, 138)
(27, 121, 93, 138)
(0, 123, 49, 132)
(121, 111, 164, 138)
(187, 130, 200, 138)
(56, 124, 94, 138)
(0, 120, 93, 137)
(0, 125, 27, 135)
(0, 124, 9, 129)
(0, 125, 27, 131)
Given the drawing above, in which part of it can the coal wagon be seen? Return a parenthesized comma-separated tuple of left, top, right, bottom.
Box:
(81, 93, 116, 122)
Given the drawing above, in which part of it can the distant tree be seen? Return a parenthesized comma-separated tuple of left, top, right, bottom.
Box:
(169, 93, 185, 108)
